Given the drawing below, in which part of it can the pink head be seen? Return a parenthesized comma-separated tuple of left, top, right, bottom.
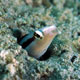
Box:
(41, 25, 58, 38)
(34, 25, 58, 49)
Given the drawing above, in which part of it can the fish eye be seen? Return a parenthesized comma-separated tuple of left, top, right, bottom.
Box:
(34, 30, 44, 39)
(34, 32, 42, 39)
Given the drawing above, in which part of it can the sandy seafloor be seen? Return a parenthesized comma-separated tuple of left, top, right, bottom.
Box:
(0, 0, 80, 80)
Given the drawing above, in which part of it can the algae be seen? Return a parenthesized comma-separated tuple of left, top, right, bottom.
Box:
(0, 0, 80, 80)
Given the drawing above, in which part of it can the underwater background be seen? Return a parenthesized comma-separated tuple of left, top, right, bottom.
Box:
(0, 0, 80, 80)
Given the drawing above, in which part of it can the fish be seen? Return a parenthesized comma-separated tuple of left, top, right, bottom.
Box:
(11, 25, 58, 60)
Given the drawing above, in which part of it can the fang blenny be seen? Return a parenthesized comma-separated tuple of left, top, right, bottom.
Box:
(12, 25, 58, 60)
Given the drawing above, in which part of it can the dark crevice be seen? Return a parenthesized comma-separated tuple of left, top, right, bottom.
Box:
(77, 32, 80, 36)
(38, 49, 52, 61)
(71, 55, 77, 63)
(77, 6, 80, 15)
(39, 21, 46, 26)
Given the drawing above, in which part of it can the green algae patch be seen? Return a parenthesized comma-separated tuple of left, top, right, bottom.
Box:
(0, 0, 80, 80)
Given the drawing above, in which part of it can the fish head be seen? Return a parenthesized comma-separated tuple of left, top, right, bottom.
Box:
(34, 25, 58, 41)
(42, 25, 58, 38)
(26, 25, 59, 59)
